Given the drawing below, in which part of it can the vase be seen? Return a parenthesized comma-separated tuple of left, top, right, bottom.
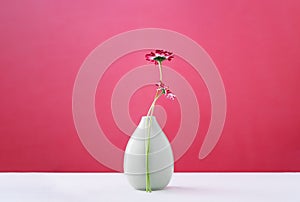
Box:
(124, 116, 174, 190)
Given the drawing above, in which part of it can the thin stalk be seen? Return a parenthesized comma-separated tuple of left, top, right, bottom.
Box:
(145, 92, 162, 192)
(145, 59, 164, 193)
(146, 92, 161, 116)
(158, 61, 163, 81)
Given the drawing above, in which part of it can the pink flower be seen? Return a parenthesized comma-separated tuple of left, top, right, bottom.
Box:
(145, 50, 174, 64)
(165, 89, 176, 100)
(155, 81, 176, 100)
(155, 81, 166, 90)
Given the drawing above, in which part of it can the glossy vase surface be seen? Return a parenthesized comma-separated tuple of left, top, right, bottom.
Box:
(124, 116, 174, 190)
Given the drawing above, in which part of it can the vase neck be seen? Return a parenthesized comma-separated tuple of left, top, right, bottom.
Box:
(138, 116, 158, 129)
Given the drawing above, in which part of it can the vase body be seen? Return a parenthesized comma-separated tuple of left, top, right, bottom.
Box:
(124, 116, 174, 190)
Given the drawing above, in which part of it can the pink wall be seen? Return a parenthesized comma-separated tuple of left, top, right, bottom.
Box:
(0, 0, 300, 172)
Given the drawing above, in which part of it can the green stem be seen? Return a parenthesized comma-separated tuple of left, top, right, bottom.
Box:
(145, 115, 152, 192)
(145, 92, 162, 192)
(146, 119, 151, 192)
(146, 93, 161, 116)
(158, 61, 163, 81)
(145, 60, 164, 192)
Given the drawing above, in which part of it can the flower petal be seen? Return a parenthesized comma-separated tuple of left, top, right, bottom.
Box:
(145, 50, 174, 63)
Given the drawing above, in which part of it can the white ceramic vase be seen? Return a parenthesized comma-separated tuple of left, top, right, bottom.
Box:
(124, 116, 174, 190)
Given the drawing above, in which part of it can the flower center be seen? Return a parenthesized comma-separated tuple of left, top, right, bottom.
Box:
(154, 56, 166, 63)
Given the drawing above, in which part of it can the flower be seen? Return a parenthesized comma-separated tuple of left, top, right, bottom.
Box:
(155, 81, 166, 90)
(145, 50, 174, 64)
(144, 49, 175, 193)
(155, 81, 176, 100)
(165, 90, 176, 100)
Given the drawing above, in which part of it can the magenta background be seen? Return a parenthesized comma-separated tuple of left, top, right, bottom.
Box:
(1, 0, 300, 172)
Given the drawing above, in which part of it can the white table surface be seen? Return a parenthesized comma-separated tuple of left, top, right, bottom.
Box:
(0, 172, 299, 202)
